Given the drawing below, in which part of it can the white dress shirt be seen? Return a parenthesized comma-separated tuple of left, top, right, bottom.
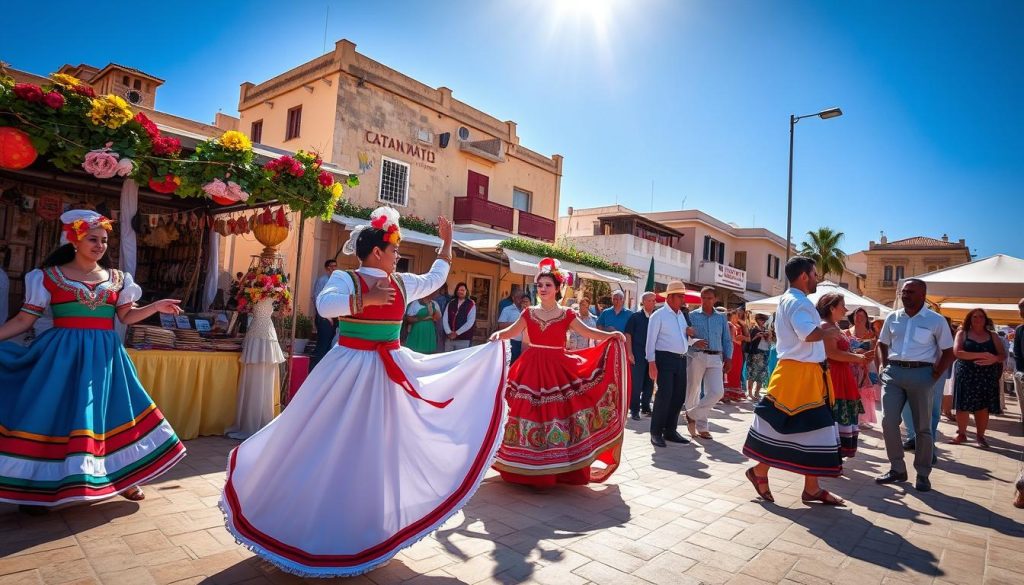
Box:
(645, 305, 690, 361)
(316, 260, 449, 319)
(312, 273, 331, 303)
(775, 288, 826, 363)
(879, 307, 953, 363)
(442, 299, 477, 336)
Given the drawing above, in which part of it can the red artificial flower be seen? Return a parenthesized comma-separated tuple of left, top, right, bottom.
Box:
(371, 215, 388, 229)
(13, 83, 44, 103)
(133, 112, 160, 139)
(318, 170, 334, 187)
(73, 84, 96, 98)
(152, 135, 181, 156)
(42, 91, 65, 109)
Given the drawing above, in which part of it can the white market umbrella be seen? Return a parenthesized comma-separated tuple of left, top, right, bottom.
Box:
(745, 280, 892, 318)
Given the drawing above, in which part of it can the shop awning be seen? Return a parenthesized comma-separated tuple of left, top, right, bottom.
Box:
(501, 248, 636, 288)
(938, 302, 1021, 325)
(735, 290, 770, 303)
(332, 214, 442, 247)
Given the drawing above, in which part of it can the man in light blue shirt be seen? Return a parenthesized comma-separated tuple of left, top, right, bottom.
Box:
(597, 290, 633, 333)
(684, 287, 734, 439)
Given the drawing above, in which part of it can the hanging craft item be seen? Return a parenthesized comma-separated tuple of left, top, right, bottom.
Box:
(0, 127, 38, 170)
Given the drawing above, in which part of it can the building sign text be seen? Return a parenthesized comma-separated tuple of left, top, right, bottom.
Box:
(365, 131, 435, 164)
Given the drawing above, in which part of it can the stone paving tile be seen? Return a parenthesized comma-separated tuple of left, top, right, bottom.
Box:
(1, 398, 1021, 584)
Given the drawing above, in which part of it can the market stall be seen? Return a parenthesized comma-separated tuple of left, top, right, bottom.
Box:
(1, 68, 356, 437)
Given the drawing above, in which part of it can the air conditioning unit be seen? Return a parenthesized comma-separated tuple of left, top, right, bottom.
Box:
(416, 129, 433, 144)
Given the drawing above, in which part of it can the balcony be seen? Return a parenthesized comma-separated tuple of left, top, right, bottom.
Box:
(517, 210, 556, 241)
(563, 234, 692, 281)
(453, 197, 513, 232)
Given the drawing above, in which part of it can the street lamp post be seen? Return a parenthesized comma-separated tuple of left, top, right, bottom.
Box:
(785, 107, 843, 265)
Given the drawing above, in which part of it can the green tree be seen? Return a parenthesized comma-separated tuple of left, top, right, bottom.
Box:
(799, 227, 847, 281)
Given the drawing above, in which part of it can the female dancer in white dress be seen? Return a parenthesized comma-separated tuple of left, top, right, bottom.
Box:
(220, 208, 508, 577)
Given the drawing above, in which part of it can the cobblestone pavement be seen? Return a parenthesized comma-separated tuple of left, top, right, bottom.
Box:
(2, 397, 1022, 585)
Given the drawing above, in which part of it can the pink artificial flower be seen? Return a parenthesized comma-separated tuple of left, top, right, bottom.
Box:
(226, 180, 249, 202)
(202, 179, 228, 199)
(82, 149, 121, 179)
(13, 83, 44, 102)
(318, 170, 334, 187)
(42, 91, 65, 109)
(115, 157, 134, 177)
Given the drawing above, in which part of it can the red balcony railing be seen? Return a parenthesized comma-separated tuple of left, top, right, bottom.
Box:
(517, 210, 556, 241)
(453, 197, 514, 232)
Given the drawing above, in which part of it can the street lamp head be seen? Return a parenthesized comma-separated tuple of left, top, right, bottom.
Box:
(818, 107, 843, 120)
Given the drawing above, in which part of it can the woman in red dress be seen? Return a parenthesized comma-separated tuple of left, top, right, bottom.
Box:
(723, 309, 748, 402)
(817, 293, 871, 458)
(489, 258, 629, 488)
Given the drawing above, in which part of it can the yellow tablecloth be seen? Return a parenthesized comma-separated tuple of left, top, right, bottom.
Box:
(126, 349, 244, 441)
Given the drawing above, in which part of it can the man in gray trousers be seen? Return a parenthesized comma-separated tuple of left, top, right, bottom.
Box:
(875, 279, 954, 492)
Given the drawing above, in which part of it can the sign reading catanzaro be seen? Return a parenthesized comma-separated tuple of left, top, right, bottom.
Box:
(365, 131, 436, 164)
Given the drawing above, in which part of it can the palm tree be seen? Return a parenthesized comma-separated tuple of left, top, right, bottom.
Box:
(799, 227, 847, 281)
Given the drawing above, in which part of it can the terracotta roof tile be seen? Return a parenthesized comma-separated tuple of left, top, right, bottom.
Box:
(876, 236, 965, 249)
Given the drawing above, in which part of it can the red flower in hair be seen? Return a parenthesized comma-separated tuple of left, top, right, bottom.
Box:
(371, 215, 388, 229)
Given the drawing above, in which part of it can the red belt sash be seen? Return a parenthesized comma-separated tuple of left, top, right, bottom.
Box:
(338, 337, 453, 409)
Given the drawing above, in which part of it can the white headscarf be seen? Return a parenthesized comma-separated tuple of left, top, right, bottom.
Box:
(60, 209, 113, 245)
(342, 207, 402, 255)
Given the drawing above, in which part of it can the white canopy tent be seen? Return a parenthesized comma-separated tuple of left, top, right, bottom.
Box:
(905, 254, 1024, 306)
(745, 280, 892, 318)
(899, 254, 1024, 324)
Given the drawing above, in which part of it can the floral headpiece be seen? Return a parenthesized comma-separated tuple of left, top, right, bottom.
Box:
(342, 207, 402, 255)
(535, 257, 569, 286)
(60, 209, 113, 245)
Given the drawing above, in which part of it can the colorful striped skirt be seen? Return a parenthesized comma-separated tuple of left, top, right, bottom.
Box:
(0, 328, 186, 506)
(742, 360, 841, 477)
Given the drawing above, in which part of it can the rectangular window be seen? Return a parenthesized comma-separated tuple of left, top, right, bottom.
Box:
(895, 266, 905, 280)
(285, 106, 302, 141)
(883, 265, 893, 282)
(512, 188, 532, 212)
(703, 236, 725, 263)
(733, 251, 747, 271)
(250, 120, 263, 144)
(767, 254, 781, 279)
(379, 157, 410, 206)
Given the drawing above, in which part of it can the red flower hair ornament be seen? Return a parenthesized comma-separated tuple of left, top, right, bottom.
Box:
(536, 257, 571, 287)
(342, 207, 403, 255)
(60, 209, 113, 245)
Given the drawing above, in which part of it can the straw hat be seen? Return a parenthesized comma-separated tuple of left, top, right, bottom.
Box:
(664, 281, 687, 296)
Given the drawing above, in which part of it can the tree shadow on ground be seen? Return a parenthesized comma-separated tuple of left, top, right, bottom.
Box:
(768, 504, 944, 578)
(432, 479, 627, 584)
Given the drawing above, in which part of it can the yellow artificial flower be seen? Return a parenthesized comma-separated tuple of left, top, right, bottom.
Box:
(50, 73, 83, 87)
(220, 130, 252, 152)
(330, 182, 343, 198)
(88, 95, 134, 129)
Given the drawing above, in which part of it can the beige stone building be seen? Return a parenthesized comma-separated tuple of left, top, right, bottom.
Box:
(851, 235, 971, 305)
(230, 39, 564, 335)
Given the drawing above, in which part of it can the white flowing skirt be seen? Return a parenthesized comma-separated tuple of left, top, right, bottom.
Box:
(220, 340, 508, 577)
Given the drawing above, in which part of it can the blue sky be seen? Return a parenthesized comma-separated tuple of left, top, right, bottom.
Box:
(4, 0, 1021, 258)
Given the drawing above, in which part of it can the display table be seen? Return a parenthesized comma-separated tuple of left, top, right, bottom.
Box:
(126, 349, 254, 440)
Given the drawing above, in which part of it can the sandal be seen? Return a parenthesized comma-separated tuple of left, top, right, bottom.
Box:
(943, 412, 955, 422)
(745, 467, 774, 502)
(801, 489, 845, 506)
(121, 486, 145, 501)
(1015, 477, 1024, 509)
(949, 433, 967, 445)
(977, 436, 990, 449)
(698, 432, 714, 440)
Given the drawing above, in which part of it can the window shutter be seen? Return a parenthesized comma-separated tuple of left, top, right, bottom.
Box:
(703, 236, 710, 261)
(718, 242, 726, 264)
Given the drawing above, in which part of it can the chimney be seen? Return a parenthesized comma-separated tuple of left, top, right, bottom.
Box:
(958, 238, 965, 245)
(941, 234, 949, 242)
(880, 235, 887, 244)
(567, 206, 574, 215)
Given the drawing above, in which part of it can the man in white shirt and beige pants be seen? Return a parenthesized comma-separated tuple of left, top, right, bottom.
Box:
(876, 279, 955, 492)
